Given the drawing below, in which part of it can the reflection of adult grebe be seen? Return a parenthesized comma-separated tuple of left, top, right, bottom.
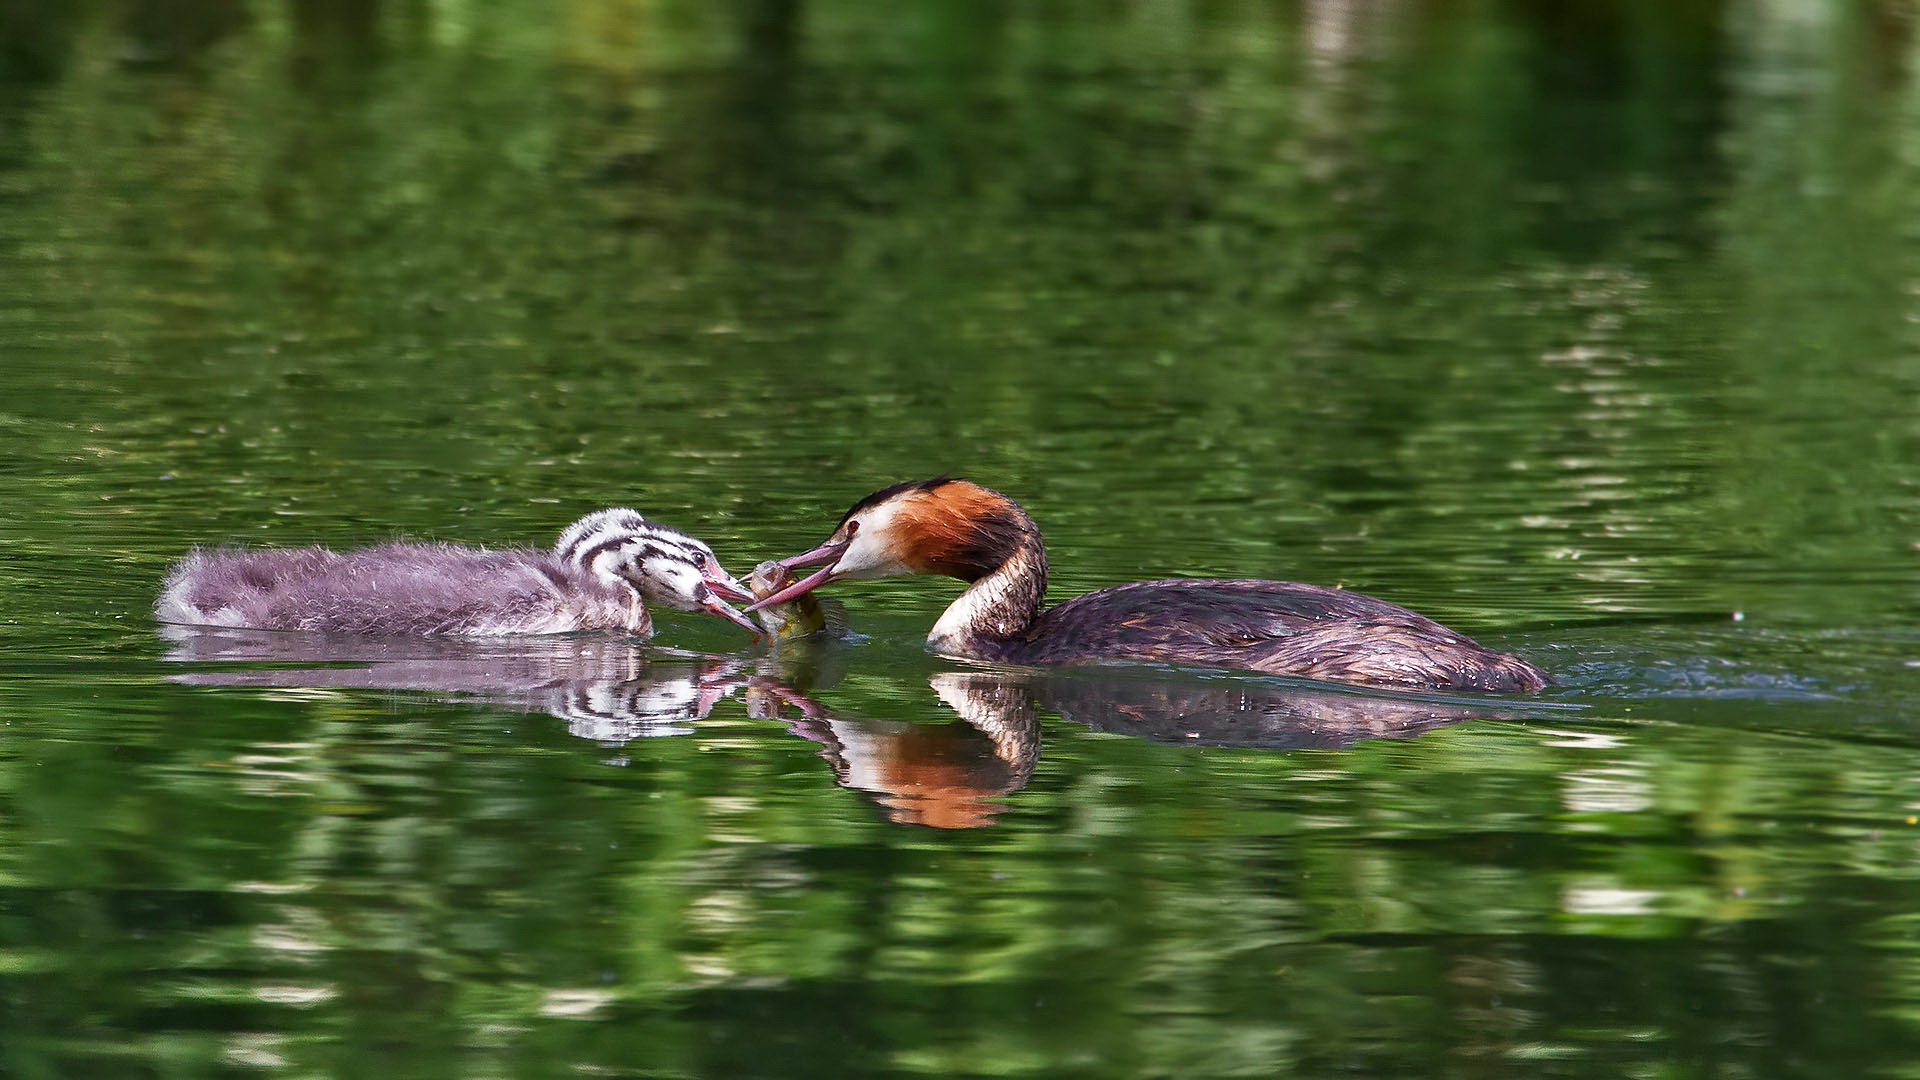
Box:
(745, 663, 1515, 829)
(753, 479, 1546, 692)
(1029, 668, 1502, 748)
(157, 509, 760, 638)
(748, 673, 1039, 830)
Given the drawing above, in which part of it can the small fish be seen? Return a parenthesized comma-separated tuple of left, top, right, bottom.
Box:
(750, 560, 827, 640)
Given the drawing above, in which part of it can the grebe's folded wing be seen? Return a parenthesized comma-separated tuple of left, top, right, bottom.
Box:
(1033, 579, 1442, 648)
(1026, 579, 1545, 692)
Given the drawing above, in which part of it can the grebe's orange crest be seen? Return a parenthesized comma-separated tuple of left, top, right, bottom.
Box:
(839, 478, 1034, 582)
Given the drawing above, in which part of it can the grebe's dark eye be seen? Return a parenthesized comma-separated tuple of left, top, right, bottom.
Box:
(844, 521, 860, 538)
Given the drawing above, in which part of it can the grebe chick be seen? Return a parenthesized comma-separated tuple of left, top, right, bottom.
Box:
(750, 479, 1547, 693)
(157, 508, 761, 637)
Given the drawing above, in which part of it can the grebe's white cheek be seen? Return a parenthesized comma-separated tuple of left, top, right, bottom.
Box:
(830, 503, 916, 579)
(832, 531, 911, 579)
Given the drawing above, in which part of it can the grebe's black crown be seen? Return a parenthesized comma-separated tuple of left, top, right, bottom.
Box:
(838, 476, 960, 526)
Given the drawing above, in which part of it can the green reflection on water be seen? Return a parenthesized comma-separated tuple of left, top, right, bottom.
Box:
(2, 0, 1920, 1076)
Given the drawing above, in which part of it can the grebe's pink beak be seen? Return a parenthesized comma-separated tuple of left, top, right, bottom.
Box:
(746, 536, 852, 612)
(776, 536, 853, 571)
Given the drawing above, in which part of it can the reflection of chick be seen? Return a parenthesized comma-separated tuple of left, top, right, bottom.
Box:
(755, 672, 1040, 830)
(552, 661, 745, 743)
(160, 625, 748, 741)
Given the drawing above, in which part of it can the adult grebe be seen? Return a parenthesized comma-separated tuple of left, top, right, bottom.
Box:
(749, 479, 1548, 692)
(157, 508, 761, 637)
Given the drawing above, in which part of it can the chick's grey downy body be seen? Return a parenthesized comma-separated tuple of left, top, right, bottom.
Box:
(156, 509, 748, 637)
(158, 543, 644, 635)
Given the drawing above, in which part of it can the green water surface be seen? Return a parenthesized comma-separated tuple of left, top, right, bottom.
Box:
(2, 1, 1919, 1077)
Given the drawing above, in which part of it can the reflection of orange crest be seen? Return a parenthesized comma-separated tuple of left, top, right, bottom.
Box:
(860, 724, 1017, 829)
(874, 792, 1003, 830)
(809, 713, 1037, 831)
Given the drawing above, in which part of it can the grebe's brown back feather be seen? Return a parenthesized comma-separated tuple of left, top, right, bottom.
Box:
(901, 490, 1040, 581)
(1008, 580, 1545, 692)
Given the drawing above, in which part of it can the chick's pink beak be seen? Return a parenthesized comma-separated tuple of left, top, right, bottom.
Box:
(702, 559, 756, 604)
(701, 594, 764, 635)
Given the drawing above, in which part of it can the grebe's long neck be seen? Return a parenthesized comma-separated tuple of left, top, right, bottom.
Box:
(926, 534, 1048, 655)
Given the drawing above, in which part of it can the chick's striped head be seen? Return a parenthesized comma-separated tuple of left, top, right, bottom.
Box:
(554, 509, 757, 629)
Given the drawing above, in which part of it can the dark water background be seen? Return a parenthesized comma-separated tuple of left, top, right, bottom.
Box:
(3, 1, 1919, 1076)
